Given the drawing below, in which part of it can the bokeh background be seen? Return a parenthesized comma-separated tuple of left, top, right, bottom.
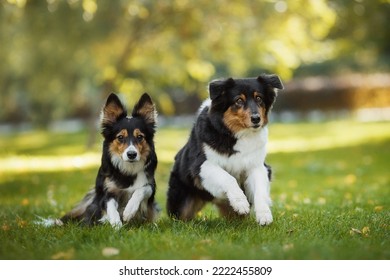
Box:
(1, 0, 389, 135)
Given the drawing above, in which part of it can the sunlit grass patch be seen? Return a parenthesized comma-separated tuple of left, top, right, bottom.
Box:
(0, 130, 101, 174)
(0, 153, 101, 174)
(268, 120, 390, 153)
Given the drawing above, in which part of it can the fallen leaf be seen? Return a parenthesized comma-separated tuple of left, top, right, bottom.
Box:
(21, 198, 29, 206)
(102, 247, 120, 257)
(17, 218, 27, 228)
(51, 248, 75, 260)
(283, 243, 294, 251)
(362, 226, 370, 237)
(2, 224, 10, 231)
(374, 206, 384, 212)
(199, 239, 212, 245)
(350, 228, 362, 236)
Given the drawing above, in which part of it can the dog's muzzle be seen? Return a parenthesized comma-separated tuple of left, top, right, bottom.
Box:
(123, 145, 140, 162)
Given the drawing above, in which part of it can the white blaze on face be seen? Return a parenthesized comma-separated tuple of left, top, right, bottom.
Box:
(122, 143, 140, 162)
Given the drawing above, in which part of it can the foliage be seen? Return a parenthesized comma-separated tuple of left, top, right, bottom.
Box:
(2, 0, 388, 126)
(0, 120, 389, 259)
(296, 0, 390, 76)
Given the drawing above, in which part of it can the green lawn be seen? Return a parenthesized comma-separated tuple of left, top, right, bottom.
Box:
(0, 120, 389, 259)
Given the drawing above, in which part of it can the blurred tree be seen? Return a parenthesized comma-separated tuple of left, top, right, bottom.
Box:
(295, 0, 390, 76)
(330, 0, 389, 55)
(4, 0, 384, 130)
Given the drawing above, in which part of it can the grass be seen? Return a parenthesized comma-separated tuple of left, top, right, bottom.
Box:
(0, 120, 389, 260)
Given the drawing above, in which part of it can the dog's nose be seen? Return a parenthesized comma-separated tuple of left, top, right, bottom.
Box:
(127, 151, 138, 160)
(251, 114, 261, 125)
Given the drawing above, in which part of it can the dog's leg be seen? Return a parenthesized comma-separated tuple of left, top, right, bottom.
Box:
(199, 160, 250, 215)
(180, 196, 206, 220)
(245, 166, 273, 225)
(123, 185, 153, 222)
(105, 198, 123, 229)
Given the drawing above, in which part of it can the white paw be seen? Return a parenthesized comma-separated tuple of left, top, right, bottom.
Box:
(256, 208, 273, 226)
(111, 220, 123, 230)
(100, 214, 123, 229)
(228, 193, 250, 215)
(123, 204, 138, 222)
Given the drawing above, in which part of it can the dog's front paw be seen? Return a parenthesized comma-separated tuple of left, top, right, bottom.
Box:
(228, 193, 250, 215)
(111, 220, 123, 230)
(123, 205, 138, 222)
(102, 213, 123, 229)
(256, 208, 273, 226)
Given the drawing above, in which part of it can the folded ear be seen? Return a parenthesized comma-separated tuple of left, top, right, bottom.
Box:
(132, 93, 157, 125)
(101, 93, 127, 126)
(257, 74, 284, 90)
(208, 77, 235, 100)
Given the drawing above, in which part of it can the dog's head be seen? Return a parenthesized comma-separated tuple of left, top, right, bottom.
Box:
(208, 74, 283, 133)
(101, 93, 157, 169)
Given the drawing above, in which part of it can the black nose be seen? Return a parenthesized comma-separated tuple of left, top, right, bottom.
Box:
(251, 114, 261, 124)
(127, 151, 138, 160)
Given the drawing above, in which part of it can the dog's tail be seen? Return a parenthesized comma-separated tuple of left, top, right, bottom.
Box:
(34, 188, 96, 227)
(60, 188, 96, 224)
(34, 216, 64, 227)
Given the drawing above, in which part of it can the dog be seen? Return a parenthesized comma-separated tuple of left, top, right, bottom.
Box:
(47, 93, 159, 228)
(166, 74, 283, 225)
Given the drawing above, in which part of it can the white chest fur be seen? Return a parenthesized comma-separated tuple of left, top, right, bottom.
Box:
(105, 171, 149, 197)
(203, 127, 268, 177)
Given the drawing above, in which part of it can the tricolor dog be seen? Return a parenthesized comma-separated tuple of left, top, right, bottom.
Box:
(166, 74, 283, 225)
(54, 93, 158, 228)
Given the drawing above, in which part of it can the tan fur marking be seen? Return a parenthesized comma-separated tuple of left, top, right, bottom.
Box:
(215, 200, 246, 219)
(180, 197, 206, 221)
(109, 129, 129, 157)
(104, 178, 120, 195)
(134, 128, 151, 161)
(254, 92, 268, 127)
(103, 102, 125, 124)
(104, 178, 130, 199)
(193, 176, 203, 190)
(260, 106, 268, 127)
(223, 106, 251, 133)
(137, 102, 156, 125)
(239, 94, 246, 102)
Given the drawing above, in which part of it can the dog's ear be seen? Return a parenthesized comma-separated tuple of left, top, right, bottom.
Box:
(209, 78, 235, 100)
(101, 93, 127, 126)
(257, 74, 284, 90)
(132, 93, 157, 125)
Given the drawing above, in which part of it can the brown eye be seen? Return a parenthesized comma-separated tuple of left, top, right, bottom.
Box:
(117, 135, 125, 142)
(235, 98, 244, 107)
(136, 134, 144, 142)
(255, 96, 262, 103)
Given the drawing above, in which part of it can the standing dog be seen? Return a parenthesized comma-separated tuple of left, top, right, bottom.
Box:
(167, 74, 283, 225)
(59, 93, 158, 228)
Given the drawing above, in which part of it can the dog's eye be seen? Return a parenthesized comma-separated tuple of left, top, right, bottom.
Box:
(255, 96, 263, 104)
(136, 135, 144, 142)
(117, 135, 125, 142)
(235, 98, 244, 107)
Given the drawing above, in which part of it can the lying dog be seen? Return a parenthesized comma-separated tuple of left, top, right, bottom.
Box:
(43, 93, 159, 228)
(167, 74, 283, 225)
